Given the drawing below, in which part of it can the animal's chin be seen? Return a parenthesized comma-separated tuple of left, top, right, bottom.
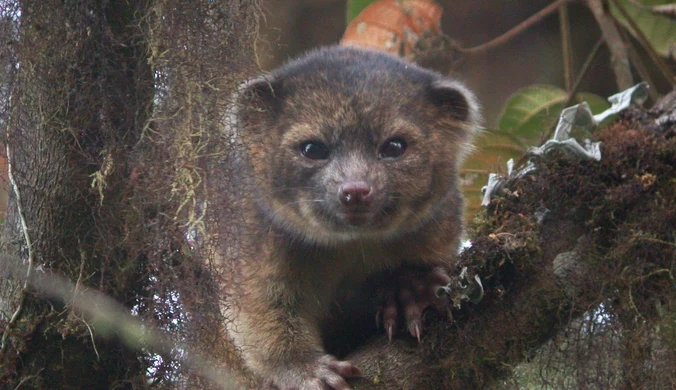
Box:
(285, 211, 406, 245)
(290, 203, 403, 241)
(323, 209, 400, 235)
(337, 211, 373, 227)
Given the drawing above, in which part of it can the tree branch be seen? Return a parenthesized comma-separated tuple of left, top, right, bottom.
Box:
(587, 0, 633, 90)
(347, 91, 676, 389)
(458, 0, 571, 55)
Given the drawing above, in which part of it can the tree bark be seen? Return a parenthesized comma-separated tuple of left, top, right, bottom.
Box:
(0, 1, 259, 388)
(0, 1, 154, 387)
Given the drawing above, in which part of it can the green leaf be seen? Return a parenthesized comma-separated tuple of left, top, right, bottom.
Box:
(498, 85, 568, 142)
(577, 92, 611, 115)
(578, 92, 613, 128)
(346, 0, 378, 24)
(610, 0, 676, 57)
(497, 86, 613, 144)
(461, 131, 525, 220)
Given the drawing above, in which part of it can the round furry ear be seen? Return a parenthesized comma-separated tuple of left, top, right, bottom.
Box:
(237, 75, 283, 113)
(426, 79, 480, 125)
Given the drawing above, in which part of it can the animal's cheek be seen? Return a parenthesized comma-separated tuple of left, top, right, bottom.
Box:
(386, 156, 434, 189)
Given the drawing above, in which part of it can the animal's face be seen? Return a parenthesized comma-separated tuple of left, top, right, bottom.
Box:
(236, 47, 478, 244)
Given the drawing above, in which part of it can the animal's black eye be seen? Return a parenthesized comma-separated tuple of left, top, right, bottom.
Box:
(300, 141, 330, 160)
(379, 138, 407, 159)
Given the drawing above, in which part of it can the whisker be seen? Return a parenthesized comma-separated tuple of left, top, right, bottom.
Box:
(281, 199, 326, 207)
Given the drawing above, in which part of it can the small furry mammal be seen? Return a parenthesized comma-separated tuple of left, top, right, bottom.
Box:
(226, 45, 479, 389)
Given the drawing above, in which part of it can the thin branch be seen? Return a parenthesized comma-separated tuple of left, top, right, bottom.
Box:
(625, 0, 649, 10)
(587, 0, 633, 90)
(559, 3, 574, 91)
(651, 4, 676, 18)
(626, 0, 676, 18)
(0, 130, 36, 354)
(0, 256, 240, 389)
(80, 315, 100, 361)
(458, 0, 571, 54)
(542, 37, 605, 142)
(622, 27, 660, 101)
(564, 37, 606, 108)
(610, 0, 676, 88)
(13, 372, 40, 390)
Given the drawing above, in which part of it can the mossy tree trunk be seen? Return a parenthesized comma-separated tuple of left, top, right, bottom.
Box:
(0, 0, 259, 388)
(0, 1, 154, 387)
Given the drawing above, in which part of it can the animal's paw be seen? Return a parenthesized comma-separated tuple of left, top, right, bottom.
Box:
(262, 354, 360, 390)
(376, 266, 451, 341)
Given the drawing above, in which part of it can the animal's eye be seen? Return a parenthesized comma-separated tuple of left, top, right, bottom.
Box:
(378, 138, 407, 159)
(300, 141, 330, 160)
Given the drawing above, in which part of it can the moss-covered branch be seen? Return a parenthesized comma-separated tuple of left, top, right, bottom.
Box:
(348, 91, 676, 389)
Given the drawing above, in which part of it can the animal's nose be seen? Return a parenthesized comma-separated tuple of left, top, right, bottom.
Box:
(338, 181, 373, 207)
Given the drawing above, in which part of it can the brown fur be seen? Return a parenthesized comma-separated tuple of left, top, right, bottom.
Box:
(222, 46, 480, 389)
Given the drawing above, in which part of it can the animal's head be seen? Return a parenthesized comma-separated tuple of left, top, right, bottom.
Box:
(236, 46, 480, 245)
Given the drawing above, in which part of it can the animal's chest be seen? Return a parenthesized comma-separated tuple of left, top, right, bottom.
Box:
(316, 246, 398, 356)
(285, 242, 395, 309)
(318, 242, 399, 283)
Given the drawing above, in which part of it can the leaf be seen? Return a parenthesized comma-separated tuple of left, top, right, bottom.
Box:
(346, 0, 378, 24)
(592, 81, 649, 123)
(342, 0, 442, 57)
(461, 131, 525, 220)
(498, 85, 568, 142)
(578, 92, 611, 115)
(610, 0, 676, 57)
(578, 91, 613, 129)
(498, 86, 613, 144)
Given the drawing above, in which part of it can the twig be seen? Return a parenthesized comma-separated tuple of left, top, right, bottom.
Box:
(559, 3, 574, 91)
(0, 131, 36, 354)
(625, 0, 649, 10)
(625, 0, 676, 17)
(458, 0, 571, 54)
(80, 315, 100, 361)
(563, 37, 606, 108)
(610, 0, 676, 88)
(13, 372, 40, 390)
(0, 256, 240, 389)
(71, 256, 100, 361)
(621, 28, 660, 101)
(587, 0, 633, 90)
(542, 37, 605, 142)
(651, 4, 676, 18)
(636, 236, 676, 248)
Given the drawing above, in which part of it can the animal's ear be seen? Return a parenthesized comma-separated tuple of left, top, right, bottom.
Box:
(426, 79, 480, 126)
(237, 75, 284, 118)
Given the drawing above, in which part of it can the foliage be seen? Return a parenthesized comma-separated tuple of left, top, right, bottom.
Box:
(346, 0, 376, 23)
(610, 0, 676, 57)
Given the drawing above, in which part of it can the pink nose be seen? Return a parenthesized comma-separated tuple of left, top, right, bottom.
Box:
(338, 181, 373, 207)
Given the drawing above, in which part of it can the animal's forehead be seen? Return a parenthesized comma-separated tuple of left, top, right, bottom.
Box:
(282, 69, 420, 103)
(281, 100, 422, 147)
(288, 97, 389, 133)
(274, 46, 433, 89)
(282, 80, 412, 126)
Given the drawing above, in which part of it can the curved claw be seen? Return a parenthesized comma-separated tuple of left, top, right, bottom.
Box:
(374, 266, 454, 343)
